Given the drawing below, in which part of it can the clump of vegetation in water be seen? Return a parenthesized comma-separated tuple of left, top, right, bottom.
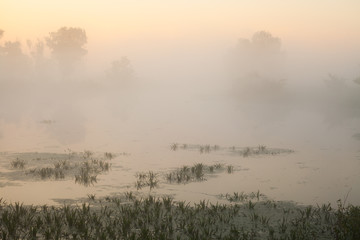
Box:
(135, 171, 159, 190)
(27, 167, 65, 180)
(171, 143, 294, 157)
(75, 159, 111, 186)
(104, 152, 116, 160)
(11, 150, 113, 185)
(10, 158, 26, 169)
(165, 163, 228, 184)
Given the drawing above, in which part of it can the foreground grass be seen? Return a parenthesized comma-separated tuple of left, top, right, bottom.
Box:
(1, 195, 359, 240)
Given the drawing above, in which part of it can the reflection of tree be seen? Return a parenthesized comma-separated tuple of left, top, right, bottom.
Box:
(324, 74, 347, 90)
(106, 56, 134, 82)
(354, 77, 360, 85)
(46, 27, 87, 76)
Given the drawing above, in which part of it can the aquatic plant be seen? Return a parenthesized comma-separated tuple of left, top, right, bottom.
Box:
(54, 160, 71, 170)
(191, 163, 205, 180)
(243, 147, 251, 157)
(135, 171, 159, 190)
(87, 194, 96, 201)
(82, 150, 93, 159)
(332, 199, 360, 239)
(10, 158, 26, 169)
(166, 163, 225, 184)
(104, 152, 115, 160)
(27, 167, 65, 180)
(75, 167, 97, 186)
(170, 143, 178, 151)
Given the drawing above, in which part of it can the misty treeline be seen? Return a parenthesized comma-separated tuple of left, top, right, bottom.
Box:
(0, 27, 135, 144)
(0, 27, 133, 81)
(226, 31, 360, 130)
(0, 27, 359, 142)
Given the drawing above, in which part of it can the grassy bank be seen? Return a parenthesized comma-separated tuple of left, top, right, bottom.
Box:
(1, 193, 359, 240)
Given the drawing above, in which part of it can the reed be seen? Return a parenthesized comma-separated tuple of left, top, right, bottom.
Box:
(0, 194, 358, 239)
(10, 158, 26, 169)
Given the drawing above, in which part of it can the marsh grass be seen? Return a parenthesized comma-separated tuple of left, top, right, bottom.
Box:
(222, 191, 265, 202)
(166, 163, 226, 184)
(27, 167, 65, 180)
(135, 171, 159, 190)
(19, 151, 112, 186)
(170, 143, 178, 151)
(10, 158, 26, 169)
(1, 194, 358, 240)
(75, 159, 111, 186)
(171, 143, 293, 157)
(75, 167, 97, 186)
(82, 150, 93, 159)
(104, 152, 115, 160)
(53, 159, 71, 170)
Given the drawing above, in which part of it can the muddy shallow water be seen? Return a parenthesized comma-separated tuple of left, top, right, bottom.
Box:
(1, 142, 359, 207)
(1, 85, 359, 207)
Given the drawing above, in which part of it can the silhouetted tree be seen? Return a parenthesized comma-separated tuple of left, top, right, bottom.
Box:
(251, 31, 281, 54)
(229, 31, 287, 102)
(106, 56, 134, 81)
(0, 32, 31, 79)
(0, 29, 4, 40)
(46, 27, 87, 76)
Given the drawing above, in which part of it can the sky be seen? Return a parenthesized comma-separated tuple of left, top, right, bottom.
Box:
(2, 1, 360, 49)
(2, 0, 359, 82)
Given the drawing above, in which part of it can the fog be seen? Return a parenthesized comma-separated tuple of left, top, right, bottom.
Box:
(1, 23, 360, 205)
(1, 27, 359, 148)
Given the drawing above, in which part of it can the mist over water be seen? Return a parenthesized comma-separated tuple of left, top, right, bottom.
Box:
(0, 25, 360, 206)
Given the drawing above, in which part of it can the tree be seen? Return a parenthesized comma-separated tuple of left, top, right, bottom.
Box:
(46, 27, 87, 76)
(251, 31, 281, 54)
(0, 30, 31, 79)
(229, 31, 287, 102)
(106, 57, 134, 81)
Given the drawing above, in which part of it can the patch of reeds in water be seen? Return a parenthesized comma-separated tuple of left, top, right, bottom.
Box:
(171, 143, 294, 157)
(27, 167, 65, 180)
(10, 158, 26, 169)
(74, 159, 111, 186)
(166, 163, 226, 184)
(135, 171, 159, 190)
(230, 145, 294, 157)
(22, 153, 112, 185)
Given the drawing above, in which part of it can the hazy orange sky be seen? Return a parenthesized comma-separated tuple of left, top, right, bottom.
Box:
(1, 0, 360, 77)
(1, 0, 359, 47)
